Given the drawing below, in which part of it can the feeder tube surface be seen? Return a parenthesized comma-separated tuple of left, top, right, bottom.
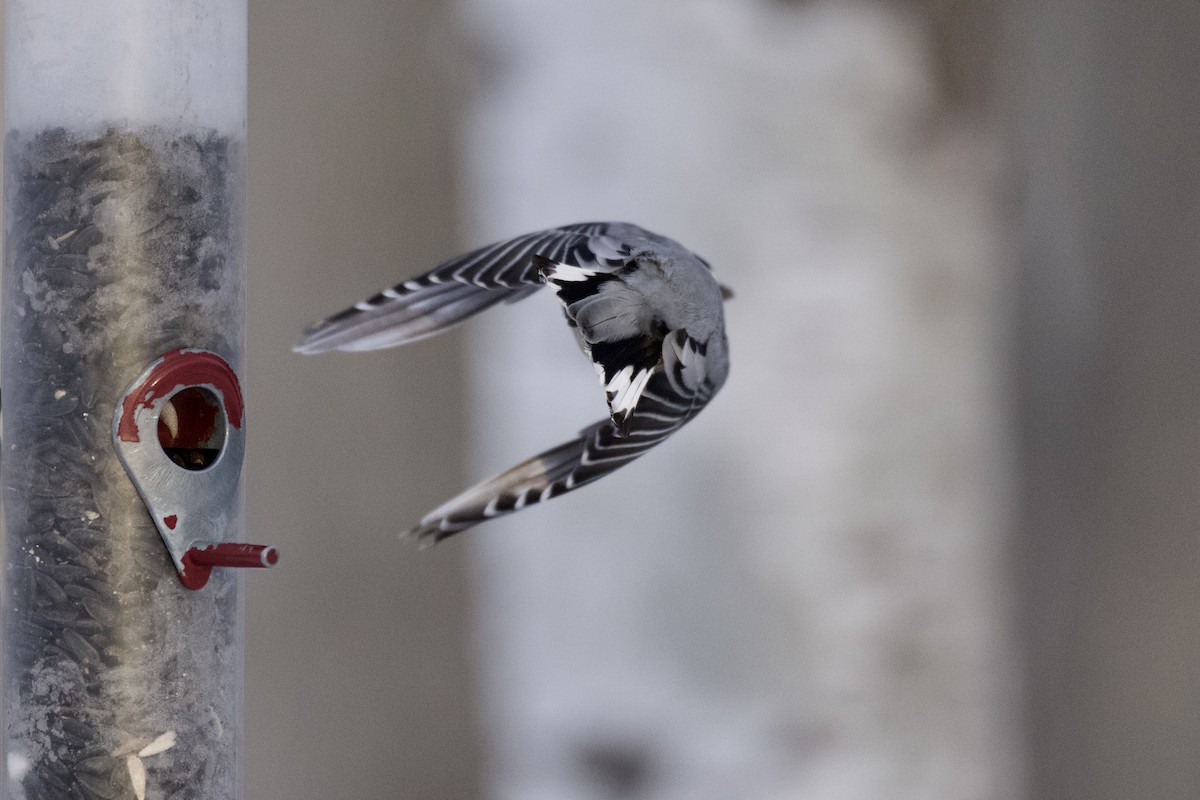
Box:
(3, 2, 248, 798)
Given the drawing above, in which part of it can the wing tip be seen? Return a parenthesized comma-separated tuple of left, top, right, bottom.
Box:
(403, 518, 451, 546)
(292, 335, 328, 355)
(403, 510, 474, 545)
(292, 333, 354, 355)
(402, 523, 444, 548)
(293, 313, 361, 355)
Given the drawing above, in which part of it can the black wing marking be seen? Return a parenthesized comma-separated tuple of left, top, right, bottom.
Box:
(294, 226, 608, 354)
(533, 252, 667, 435)
(408, 328, 722, 542)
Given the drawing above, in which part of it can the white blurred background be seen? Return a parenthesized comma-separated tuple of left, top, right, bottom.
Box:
(10, 1, 1194, 798)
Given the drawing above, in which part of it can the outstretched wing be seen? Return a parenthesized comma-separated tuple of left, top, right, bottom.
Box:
(408, 328, 723, 542)
(294, 223, 618, 354)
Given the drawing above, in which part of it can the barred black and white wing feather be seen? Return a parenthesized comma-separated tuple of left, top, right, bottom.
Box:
(295, 222, 731, 541)
(408, 328, 725, 541)
(295, 223, 613, 353)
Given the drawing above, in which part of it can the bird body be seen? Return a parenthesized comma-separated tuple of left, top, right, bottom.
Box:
(296, 222, 730, 541)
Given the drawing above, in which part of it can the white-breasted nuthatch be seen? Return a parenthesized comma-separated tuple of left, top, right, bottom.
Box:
(296, 222, 731, 541)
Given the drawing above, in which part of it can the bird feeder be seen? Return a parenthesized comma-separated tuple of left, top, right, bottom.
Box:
(2, 3, 265, 798)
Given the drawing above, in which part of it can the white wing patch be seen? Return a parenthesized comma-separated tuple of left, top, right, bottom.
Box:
(605, 364, 655, 430)
(541, 261, 598, 283)
(542, 257, 657, 432)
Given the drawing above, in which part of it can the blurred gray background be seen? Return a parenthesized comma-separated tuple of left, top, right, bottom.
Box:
(6, 0, 1199, 798)
(252, 1, 1200, 799)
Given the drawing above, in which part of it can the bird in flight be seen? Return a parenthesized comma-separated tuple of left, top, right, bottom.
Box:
(295, 222, 731, 542)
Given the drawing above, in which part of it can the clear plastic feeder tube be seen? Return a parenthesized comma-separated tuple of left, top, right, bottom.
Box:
(3, 3, 248, 798)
